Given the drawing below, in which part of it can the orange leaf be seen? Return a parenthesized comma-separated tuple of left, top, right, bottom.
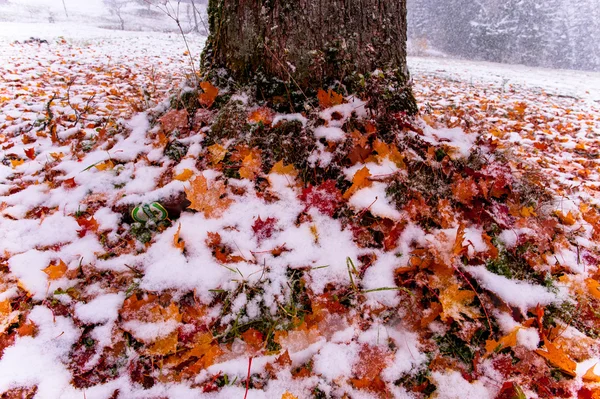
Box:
(199, 81, 219, 108)
(586, 278, 600, 300)
(207, 143, 227, 165)
(94, 159, 114, 171)
(173, 223, 185, 252)
(241, 328, 264, 352)
(63, 177, 77, 189)
(584, 364, 600, 383)
(249, 107, 274, 126)
(270, 160, 298, 177)
(343, 166, 371, 199)
(174, 168, 194, 181)
(50, 152, 64, 161)
(185, 175, 233, 218)
(317, 89, 344, 109)
(452, 223, 467, 256)
(485, 328, 519, 354)
(159, 109, 188, 132)
(239, 151, 262, 180)
(535, 338, 577, 377)
(0, 300, 10, 316)
(43, 260, 68, 280)
(520, 206, 537, 218)
(452, 176, 478, 204)
(281, 393, 299, 399)
(554, 210, 576, 226)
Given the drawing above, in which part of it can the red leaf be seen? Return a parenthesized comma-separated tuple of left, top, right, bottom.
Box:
(252, 217, 277, 242)
(300, 180, 343, 216)
(76, 216, 99, 237)
(24, 147, 35, 160)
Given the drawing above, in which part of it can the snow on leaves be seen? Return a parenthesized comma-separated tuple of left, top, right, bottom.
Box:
(185, 175, 233, 218)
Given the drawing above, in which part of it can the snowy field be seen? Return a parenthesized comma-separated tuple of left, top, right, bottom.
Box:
(1, 21, 600, 399)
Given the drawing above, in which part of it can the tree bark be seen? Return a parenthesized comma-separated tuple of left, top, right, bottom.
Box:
(202, 0, 416, 113)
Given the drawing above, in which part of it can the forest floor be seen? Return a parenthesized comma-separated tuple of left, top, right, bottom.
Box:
(2, 24, 600, 399)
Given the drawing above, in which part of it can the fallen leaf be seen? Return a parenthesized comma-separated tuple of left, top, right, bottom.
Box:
(535, 338, 577, 377)
(185, 175, 233, 218)
(452, 176, 478, 204)
(270, 160, 298, 177)
(249, 107, 274, 126)
(199, 81, 219, 108)
(343, 166, 371, 199)
(0, 300, 10, 316)
(317, 89, 344, 109)
(586, 278, 600, 300)
(43, 260, 68, 280)
(94, 159, 114, 171)
(281, 393, 298, 399)
(485, 328, 519, 354)
(554, 210, 576, 225)
(207, 143, 227, 165)
(439, 284, 480, 322)
(584, 364, 600, 383)
(147, 331, 178, 356)
(24, 148, 35, 160)
(239, 151, 262, 180)
(77, 216, 99, 237)
(174, 168, 194, 181)
(10, 159, 24, 168)
(520, 206, 537, 218)
(173, 223, 185, 252)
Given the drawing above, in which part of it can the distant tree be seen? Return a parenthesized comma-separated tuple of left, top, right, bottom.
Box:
(104, 0, 129, 30)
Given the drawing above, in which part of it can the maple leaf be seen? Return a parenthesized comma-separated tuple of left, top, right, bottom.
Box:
(239, 151, 262, 180)
(451, 176, 478, 204)
(343, 166, 372, 200)
(62, 177, 77, 189)
(174, 168, 194, 181)
(24, 148, 35, 160)
(43, 260, 68, 280)
(586, 278, 600, 300)
(207, 143, 227, 165)
(173, 223, 185, 252)
(199, 81, 219, 108)
(496, 382, 526, 399)
(76, 216, 99, 237)
(317, 88, 344, 109)
(535, 338, 577, 377)
(300, 180, 343, 216)
(0, 300, 10, 317)
(554, 210, 576, 225)
(372, 140, 405, 167)
(241, 328, 264, 353)
(270, 160, 298, 177)
(439, 284, 480, 322)
(185, 175, 233, 218)
(94, 159, 114, 171)
(281, 393, 298, 399)
(485, 328, 519, 354)
(252, 217, 277, 242)
(10, 159, 24, 168)
(584, 364, 600, 383)
(248, 107, 274, 126)
(520, 206, 537, 218)
(160, 109, 189, 132)
(147, 331, 178, 356)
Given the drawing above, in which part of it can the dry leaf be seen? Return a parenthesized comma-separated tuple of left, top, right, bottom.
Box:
(343, 166, 371, 199)
(249, 107, 274, 126)
(584, 364, 600, 383)
(185, 175, 233, 218)
(0, 300, 10, 316)
(317, 88, 344, 109)
(439, 284, 480, 322)
(586, 278, 600, 300)
(95, 159, 114, 171)
(485, 328, 519, 354)
(554, 210, 576, 225)
(239, 151, 262, 180)
(281, 393, 299, 399)
(199, 81, 219, 108)
(43, 260, 68, 280)
(10, 159, 24, 168)
(173, 223, 185, 252)
(520, 206, 537, 218)
(270, 160, 298, 177)
(207, 143, 227, 165)
(147, 331, 178, 356)
(174, 168, 194, 181)
(535, 338, 577, 377)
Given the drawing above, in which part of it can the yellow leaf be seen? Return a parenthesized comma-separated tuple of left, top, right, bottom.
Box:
(343, 166, 371, 200)
(270, 160, 298, 177)
(174, 168, 194, 181)
(147, 331, 178, 356)
(239, 152, 262, 180)
(95, 160, 114, 171)
(554, 210, 576, 226)
(185, 175, 233, 218)
(584, 364, 600, 383)
(10, 159, 24, 168)
(310, 224, 319, 244)
(520, 206, 537, 218)
(50, 152, 64, 160)
(199, 81, 219, 108)
(282, 393, 299, 399)
(485, 328, 519, 354)
(586, 278, 600, 300)
(207, 143, 227, 165)
(43, 260, 68, 280)
(439, 284, 480, 322)
(535, 338, 577, 377)
(173, 223, 185, 252)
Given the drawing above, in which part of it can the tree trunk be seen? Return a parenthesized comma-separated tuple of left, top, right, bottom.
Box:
(202, 0, 417, 113)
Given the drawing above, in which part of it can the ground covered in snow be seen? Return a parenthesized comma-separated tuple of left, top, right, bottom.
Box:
(2, 24, 600, 399)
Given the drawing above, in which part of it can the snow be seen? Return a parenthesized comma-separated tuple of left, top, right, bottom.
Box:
(465, 265, 565, 314)
(430, 371, 494, 399)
